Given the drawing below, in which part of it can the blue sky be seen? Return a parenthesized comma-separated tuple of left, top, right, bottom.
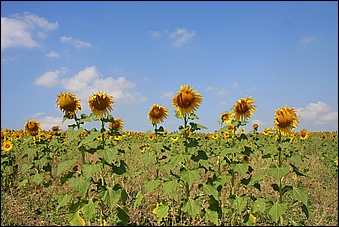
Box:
(1, 1, 338, 133)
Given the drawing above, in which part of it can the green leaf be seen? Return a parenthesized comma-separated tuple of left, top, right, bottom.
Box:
(232, 195, 248, 213)
(56, 192, 72, 213)
(66, 127, 83, 142)
(81, 199, 99, 221)
(180, 169, 200, 187)
(78, 131, 101, 147)
(268, 202, 288, 223)
(98, 184, 122, 210)
(57, 157, 78, 176)
(204, 208, 219, 225)
(202, 183, 219, 201)
(252, 198, 266, 213)
(112, 160, 133, 177)
(31, 172, 44, 184)
(162, 180, 179, 200)
(68, 211, 85, 226)
(249, 170, 267, 185)
(117, 206, 130, 226)
(183, 199, 201, 218)
(68, 177, 91, 197)
(269, 164, 290, 182)
(21, 163, 33, 174)
(233, 163, 249, 176)
(133, 192, 144, 208)
(290, 182, 308, 206)
(82, 162, 102, 179)
(288, 153, 304, 165)
(153, 203, 169, 224)
(97, 147, 118, 163)
(143, 178, 160, 193)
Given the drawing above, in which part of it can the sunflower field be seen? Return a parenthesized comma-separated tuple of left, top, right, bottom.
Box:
(1, 85, 338, 226)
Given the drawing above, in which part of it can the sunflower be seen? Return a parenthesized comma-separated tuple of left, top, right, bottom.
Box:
(232, 97, 256, 121)
(56, 92, 81, 118)
(88, 92, 114, 118)
(24, 120, 41, 135)
(335, 156, 338, 166)
(148, 104, 169, 125)
(109, 118, 124, 130)
(252, 123, 259, 131)
(299, 129, 308, 140)
(172, 84, 203, 116)
(211, 133, 219, 139)
(320, 133, 327, 141)
(274, 106, 299, 135)
(170, 136, 179, 142)
(2, 141, 13, 152)
(220, 111, 233, 124)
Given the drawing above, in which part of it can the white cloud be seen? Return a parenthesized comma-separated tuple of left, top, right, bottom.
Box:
(232, 81, 239, 88)
(35, 66, 147, 110)
(170, 27, 196, 47)
(249, 119, 270, 129)
(1, 12, 59, 51)
(37, 115, 75, 131)
(34, 70, 62, 88)
(299, 36, 315, 44)
(60, 36, 92, 48)
(161, 91, 175, 99)
(296, 101, 338, 126)
(46, 51, 59, 58)
(219, 101, 227, 106)
(149, 27, 196, 47)
(149, 31, 161, 37)
(206, 86, 229, 96)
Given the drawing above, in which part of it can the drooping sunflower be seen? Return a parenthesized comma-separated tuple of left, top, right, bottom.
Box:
(252, 123, 259, 131)
(220, 111, 233, 124)
(2, 140, 13, 152)
(299, 129, 308, 140)
(274, 106, 299, 135)
(56, 92, 81, 118)
(232, 96, 256, 121)
(109, 118, 124, 130)
(24, 120, 41, 135)
(172, 84, 203, 116)
(148, 104, 169, 125)
(88, 92, 114, 118)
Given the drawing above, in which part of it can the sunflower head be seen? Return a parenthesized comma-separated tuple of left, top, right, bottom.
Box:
(88, 92, 114, 118)
(56, 92, 81, 118)
(274, 106, 299, 135)
(109, 118, 124, 131)
(24, 120, 41, 135)
(220, 111, 233, 124)
(172, 84, 203, 116)
(252, 123, 259, 131)
(2, 140, 13, 152)
(299, 129, 308, 140)
(148, 104, 169, 125)
(232, 96, 256, 121)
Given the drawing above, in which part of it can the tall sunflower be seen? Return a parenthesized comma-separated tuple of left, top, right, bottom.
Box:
(109, 118, 124, 130)
(220, 111, 233, 124)
(56, 92, 81, 118)
(88, 92, 114, 118)
(24, 120, 41, 135)
(172, 84, 203, 116)
(148, 104, 169, 125)
(274, 106, 299, 135)
(232, 96, 256, 121)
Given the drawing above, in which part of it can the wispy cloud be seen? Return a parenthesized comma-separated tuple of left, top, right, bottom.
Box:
(46, 51, 59, 58)
(148, 27, 196, 47)
(296, 101, 338, 125)
(60, 36, 92, 48)
(299, 36, 315, 44)
(1, 12, 59, 51)
(170, 28, 196, 47)
(35, 66, 147, 110)
(161, 91, 175, 99)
